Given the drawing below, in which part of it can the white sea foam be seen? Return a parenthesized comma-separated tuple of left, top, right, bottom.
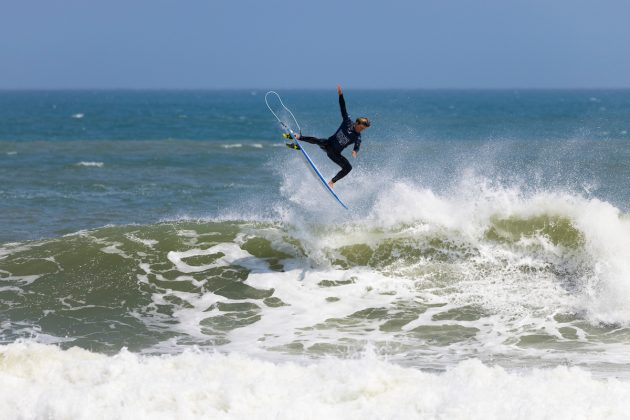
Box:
(297, 165, 630, 323)
(370, 182, 630, 326)
(76, 161, 104, 167)
(0, 342, 629, 420)
(221, 143, 265, 149)
(166, 243, 263, 274)
(124, 233, 159, 248)
(71, 113, 85, 119)
(100, 243, 132, 259)
(256, 179, 630, 369)
(151, 169, 630, 365)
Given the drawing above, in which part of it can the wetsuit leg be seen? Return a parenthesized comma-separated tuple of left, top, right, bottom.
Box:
(326, 150, 352, 183)
(299, 136, 327, 149)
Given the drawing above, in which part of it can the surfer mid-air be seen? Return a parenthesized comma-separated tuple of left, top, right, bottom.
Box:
(264, 87, 364, 209)
(288, 85, 370, 189)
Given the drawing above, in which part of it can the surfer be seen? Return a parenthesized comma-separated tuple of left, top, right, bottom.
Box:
(288, 85, 370, 188)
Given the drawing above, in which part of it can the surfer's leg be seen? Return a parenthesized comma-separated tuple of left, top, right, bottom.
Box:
(299, 136, 327, 147)
(327, 151, 352, 183)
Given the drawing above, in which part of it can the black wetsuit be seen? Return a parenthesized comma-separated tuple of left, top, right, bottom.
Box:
(299, 94, 361, 184)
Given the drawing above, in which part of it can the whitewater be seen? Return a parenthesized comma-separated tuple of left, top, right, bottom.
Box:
(2, 343, 630, 420)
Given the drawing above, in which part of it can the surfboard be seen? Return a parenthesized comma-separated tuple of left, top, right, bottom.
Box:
(265, 91, 349, 210)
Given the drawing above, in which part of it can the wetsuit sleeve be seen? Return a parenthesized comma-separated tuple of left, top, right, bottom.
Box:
(353, 137, 361, 152)
(339, 94, 349, 121)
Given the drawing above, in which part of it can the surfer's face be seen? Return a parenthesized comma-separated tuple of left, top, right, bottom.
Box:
(354, 123, 368, 133)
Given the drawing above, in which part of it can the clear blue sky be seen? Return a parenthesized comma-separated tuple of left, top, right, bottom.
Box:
(2, 0, 630, 89)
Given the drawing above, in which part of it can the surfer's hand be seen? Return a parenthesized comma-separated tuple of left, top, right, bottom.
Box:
(337, 85, 343, 96)
(352, 150, 357, 158)
(294, 133, 301, 140)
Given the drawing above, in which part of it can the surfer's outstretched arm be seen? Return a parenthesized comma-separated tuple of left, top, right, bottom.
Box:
(337, 85, 349, 121)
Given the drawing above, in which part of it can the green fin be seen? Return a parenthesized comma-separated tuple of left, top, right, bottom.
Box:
(285, 142, 299, 150)
(282, 133, 293, 139)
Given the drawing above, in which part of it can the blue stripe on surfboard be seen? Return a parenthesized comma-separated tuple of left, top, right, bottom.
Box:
(292, 136, 349, 210)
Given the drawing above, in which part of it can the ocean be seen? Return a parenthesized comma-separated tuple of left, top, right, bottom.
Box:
(2, 89, 630, 418)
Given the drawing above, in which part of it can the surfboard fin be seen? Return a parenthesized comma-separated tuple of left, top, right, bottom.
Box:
(285, 142, 299, 150)
(282, 133, 293, 139)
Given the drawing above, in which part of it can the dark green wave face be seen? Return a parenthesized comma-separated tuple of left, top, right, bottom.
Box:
(0, 221, 296, 353)
(1, 215, 626, 370)
(485, 215, 584, 247)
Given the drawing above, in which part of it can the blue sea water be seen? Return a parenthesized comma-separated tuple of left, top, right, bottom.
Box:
(3, 90, 630, 418)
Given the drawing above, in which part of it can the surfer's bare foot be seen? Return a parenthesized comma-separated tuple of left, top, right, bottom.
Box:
(328, 180, 334, 189)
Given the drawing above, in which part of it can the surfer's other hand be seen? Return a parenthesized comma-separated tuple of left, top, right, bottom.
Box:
(337, 85, 343, 96)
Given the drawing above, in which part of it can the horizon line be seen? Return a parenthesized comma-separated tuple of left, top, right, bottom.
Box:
(2, 86, 630, 92)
